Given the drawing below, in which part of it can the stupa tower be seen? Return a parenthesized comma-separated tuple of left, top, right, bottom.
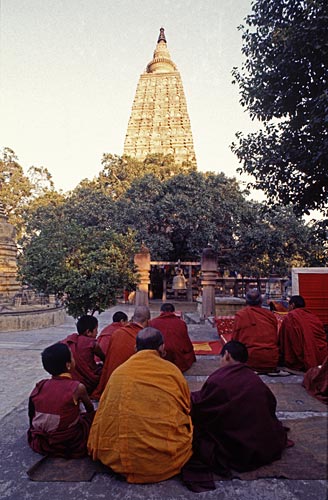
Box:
(123, 28, 197, 167)
(0, 202, 21, 301)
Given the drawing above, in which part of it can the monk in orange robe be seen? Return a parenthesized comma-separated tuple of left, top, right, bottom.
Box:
(91, 306, 150, 400)
(61, 315, 105, 394)
(279, 295, 327, 371)
(302, 356, 328, 404)
(95, 311, 128, 361)
(28, 343, 95, 458)
(149, 303, 196, 372)
(232, 289, 279, 372)
(88, 327, 193, 483)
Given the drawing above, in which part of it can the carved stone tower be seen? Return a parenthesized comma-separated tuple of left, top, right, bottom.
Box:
(0, 202, 21, 301)
(123, 28, 197, 167)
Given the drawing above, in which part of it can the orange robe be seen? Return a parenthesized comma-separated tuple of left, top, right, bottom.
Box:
(302, 356, 328, 404)
(95, 322, 122, 362)
(91, 322, 142, 400)
(232, 306, 279, 372)
(149, 312, 196, 372)
(88, 350, 193, 483)
(279, 308, 327, 371)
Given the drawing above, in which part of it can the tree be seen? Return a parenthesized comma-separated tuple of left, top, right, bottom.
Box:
(19, 187, 136, 317)
(231, 0, 328, 215)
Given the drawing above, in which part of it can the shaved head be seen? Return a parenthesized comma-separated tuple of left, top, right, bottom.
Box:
(132, 306, 151, 325)
(246, 288, 262, 306)
(136, 327, 164, 351)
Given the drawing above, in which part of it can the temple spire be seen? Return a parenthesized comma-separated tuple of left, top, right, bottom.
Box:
(157, 27, 166, 43)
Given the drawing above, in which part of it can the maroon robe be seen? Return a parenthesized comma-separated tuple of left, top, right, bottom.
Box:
(91, 322, 142, 400)
(149, 312, 196, 372)
(97, 322, 122, 356)
(61, 334, 102, 394)
(183, 363, 288, 490)
(302, 356, 328, 404)
(28, 376, 94, 458)
(279, 308, 327, 371)
(232, 306, 279, 372)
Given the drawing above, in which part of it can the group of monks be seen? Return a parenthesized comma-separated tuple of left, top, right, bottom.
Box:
(27, 295, 327, 492)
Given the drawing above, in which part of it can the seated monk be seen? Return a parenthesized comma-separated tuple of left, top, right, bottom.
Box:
(95, 311, 128, 361)
(279, 295, 327, 371)
(28, 343, 95, 458)
(232, 289, 279, 372)
(91, 306, 150, 400)
(88, 327, 193, 483)
(149, 303, 196, 372)
(61, 315, 105, 395)
(183, 340, 290, 492)
(302, 356, 328, 405)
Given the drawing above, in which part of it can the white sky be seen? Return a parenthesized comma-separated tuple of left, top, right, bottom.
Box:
(0, 0, 261, 193)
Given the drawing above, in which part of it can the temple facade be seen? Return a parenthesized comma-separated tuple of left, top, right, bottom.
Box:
(0, 202, 21, 301)
(123, 28, 197, 167)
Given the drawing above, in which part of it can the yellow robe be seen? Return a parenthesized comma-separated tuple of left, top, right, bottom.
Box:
(88, 350, 193, 483)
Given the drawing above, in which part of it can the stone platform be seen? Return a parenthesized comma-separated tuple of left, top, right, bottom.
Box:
(0, 302, 327, 500)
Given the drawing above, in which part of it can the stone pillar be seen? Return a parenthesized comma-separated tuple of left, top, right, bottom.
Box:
(0, 202, 21, 302)
(134, 246, 151, 307)
(200, 246, 218, 320)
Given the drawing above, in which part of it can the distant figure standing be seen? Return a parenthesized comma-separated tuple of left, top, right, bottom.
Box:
(97, 311, 128, 357)
(149, 303, 196, 372)
(28, 343, 94, 458)
(279, 295, 327, 371)
(61, 315, 105, 394)
(232, 289, 279, 373)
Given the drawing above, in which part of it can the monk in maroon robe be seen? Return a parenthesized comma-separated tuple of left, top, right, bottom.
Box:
(302, 356, 328, 404)
(232, 289, 279, 372)
(182, 340, 289, 492)
(149, 303, 196, 372)
(28, 343, 95, 458)
(95, 311, 128, 362)
(279, 295, 327, 371)
(91, 306, 150, 400)
(61, 315, 105, 394)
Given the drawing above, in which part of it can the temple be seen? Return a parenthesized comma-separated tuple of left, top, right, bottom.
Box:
(123, 28, 197, 167)
(0, 202, 21, 301)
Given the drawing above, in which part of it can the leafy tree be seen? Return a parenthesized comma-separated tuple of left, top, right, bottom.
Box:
(19, 188, 136, 317)
(231, 0, 328, 215)
(81, 153, 196, 199)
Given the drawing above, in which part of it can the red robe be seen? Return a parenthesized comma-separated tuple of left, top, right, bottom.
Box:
(28, 376, 94, 458)
(61, 334, 102, 394)
(182, 363, 288, 490)
(149, 312, 196, 372)
(95, 322, 122, 362)
(232, 306, 279, 371)
(91, 322, 142, 400)
(302, 356, 328, 404)
(279, 308, 327, 371)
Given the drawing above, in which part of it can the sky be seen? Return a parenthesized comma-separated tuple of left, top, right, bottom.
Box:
(0, 0, 261, 193)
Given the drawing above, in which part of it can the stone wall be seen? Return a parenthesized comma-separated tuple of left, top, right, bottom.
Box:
(0, 306, 66, 332)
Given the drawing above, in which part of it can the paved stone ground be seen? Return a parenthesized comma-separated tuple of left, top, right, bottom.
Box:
(0, 302, 327, 500)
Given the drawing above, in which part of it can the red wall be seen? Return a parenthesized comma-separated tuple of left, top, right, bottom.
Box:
(299, 273, 328, 324)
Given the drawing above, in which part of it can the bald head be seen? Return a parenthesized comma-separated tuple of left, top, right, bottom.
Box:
(246, 288, 262, 306)
(136, 327, 164, 352)
(132, 306, 151, 326)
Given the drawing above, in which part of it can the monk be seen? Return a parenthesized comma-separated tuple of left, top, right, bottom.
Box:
(232, 289, 279, 372)
(279, 295, 327, 371)
(96, 311, 128, 359)
(149, 303, 196, 372)
(61, 315, 105, 394)
(302, 356, 328, 404)
(88, 327, 193, 483)
(91, 306, 150, 400)
(183, 340, 289, 492)
(28, 343, 95, 458)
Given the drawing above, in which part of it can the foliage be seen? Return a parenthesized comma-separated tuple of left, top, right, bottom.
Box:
(231, 0, 328, 215)
(19, 187, 137, 317)
(80, 153, 196, 199)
